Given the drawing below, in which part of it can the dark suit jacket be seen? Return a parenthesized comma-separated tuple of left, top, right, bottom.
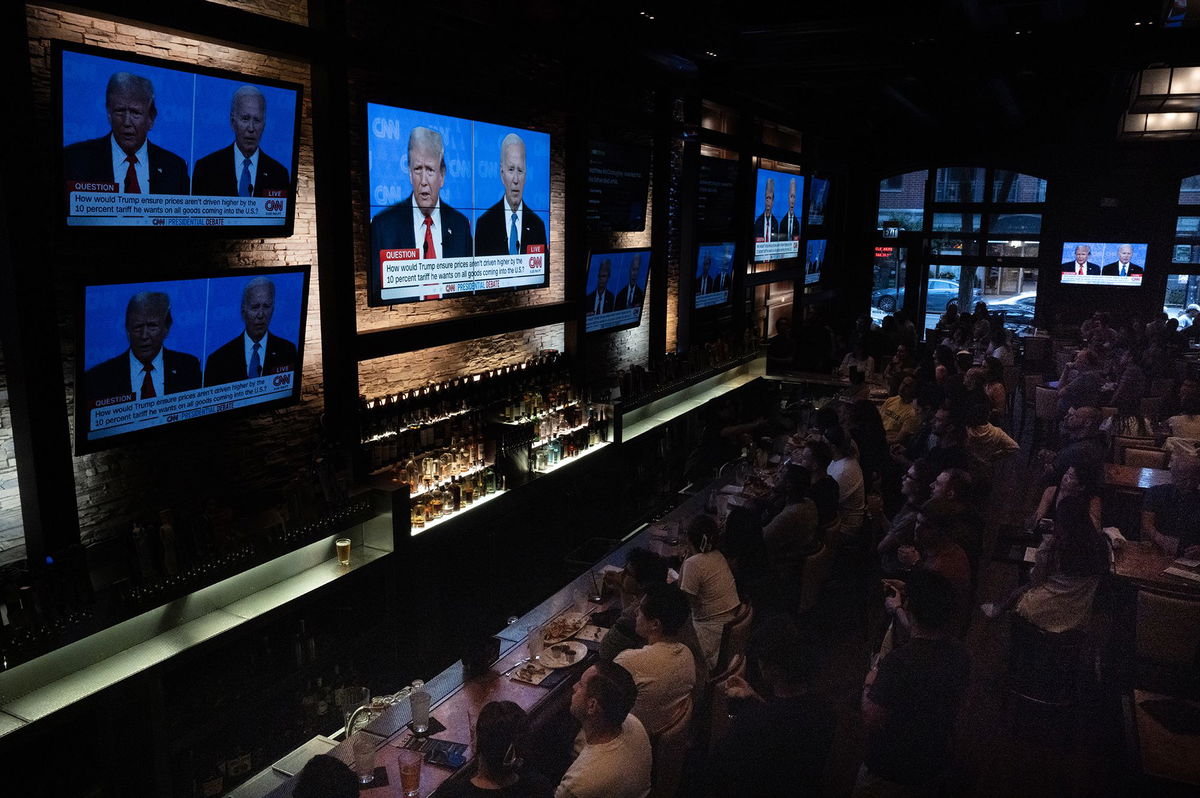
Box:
(63, 135, 189, 195)
(203, 331, 299, 387)
(585, 289, 615, 315)
(755, 213, 779, 241)
(473, 199, 547, 256)
(1101, 262, 1143, 276)
(84, 348, 201, 406)
(1061, 261, 1101, 275)
(779, 212, 801, 241)
(696, 273, 725, 295)
(370, 197, 472, 258)
(615, 284, 645, 311)
(190, 144, 290, 197)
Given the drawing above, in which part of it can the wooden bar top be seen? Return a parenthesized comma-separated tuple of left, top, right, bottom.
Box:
(1104, 463, 1171, 492)
(1113, 540, 1200, 593)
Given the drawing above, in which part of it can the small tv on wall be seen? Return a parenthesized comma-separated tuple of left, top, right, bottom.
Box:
(1059, 242, 1148, 287)
(694, 242, 735, 310)
(75, 266, 310, 453)
(804, 239, 826, 285)
(752, 167, 803, 262)
(365, 102, 551, 305)
(55, 41, 302, 235)
(582, 248, 651, 334)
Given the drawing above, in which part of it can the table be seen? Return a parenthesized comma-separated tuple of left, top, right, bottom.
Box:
(1112, 540, 1200, 594)
(1104, 463, 1171, 492)
(1125, 689, 1200, 787)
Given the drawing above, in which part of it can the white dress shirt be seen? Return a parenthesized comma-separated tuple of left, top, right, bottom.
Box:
(128, 349, 165, 399)
(411, 200, 445, 258)
(111, 136, 150, 193)
(232, 147, 261, 193)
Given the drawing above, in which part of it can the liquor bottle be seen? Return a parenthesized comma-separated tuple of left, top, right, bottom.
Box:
(411, 499, 426, 529)
(461, 475, 475, 505)
(484, 466, 497, 495)
(448, 477, 462, 513)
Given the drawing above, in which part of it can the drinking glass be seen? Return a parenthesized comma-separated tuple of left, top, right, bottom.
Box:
(398, 748, 422, 797)
(352, 735, 375, 785)
(335, 538, 351, 566)
(409, 683, 430, 734)
(526, 624, 544, 661)
(573, 589, 590, 615)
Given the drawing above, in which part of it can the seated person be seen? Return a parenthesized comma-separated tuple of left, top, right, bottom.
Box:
(981, 491, 1110, 632)
(720, 506, 773, 607)
(879, 376, 920, 446)
(794, 438, 841, 527)
(884, 498, 972, 637)
(679, 515, 741, 672)
(1142, 454, 1200, 559)
(443, 701, 553, 798)
(704, 616, 836, 797)
(873, 459, 937, 572)
(599, 548, 669, 661)
(1167, 395, 1200, 440)
(857, 570, 971, 797)
(556, 662, 651, 798)
(761, 464, 821, 590)
(826, 425, 866, 536)
(613, 584, 697, 737)
(839, 342, 875, 382)
(293, 754, 357, 798)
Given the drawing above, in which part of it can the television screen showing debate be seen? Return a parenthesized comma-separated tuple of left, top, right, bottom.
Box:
(76, 267, 309, 452)
(366, 103, 551, 305)
(583, 248, 651, 334)
(694, 242, 734, 310)
(752, 168, 803, 262)
(57, 42, 301, 232)
(808, 177, 829, 226)
(805, 239, 826, 285)
(1059, 242, 1148, 287)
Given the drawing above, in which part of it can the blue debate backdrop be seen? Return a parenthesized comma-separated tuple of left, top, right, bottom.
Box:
(61, 49, 298, 182)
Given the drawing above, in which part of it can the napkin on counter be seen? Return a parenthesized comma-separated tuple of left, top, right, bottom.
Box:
(1102, 527, 1126, 549)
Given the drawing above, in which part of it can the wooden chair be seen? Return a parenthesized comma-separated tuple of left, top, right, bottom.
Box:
(1100, 406, 1118, 421)
(1006, 614, 1090, 711)
(1123, 447, 1170, 470)
(1135, 588, 1200, 696)
(649, 696, 693, 798)
(1112, 435, 1159, 463)
(711, 602, 753, 677)
(705, 654, 745, 755)
(1021, 335, 1051, 368)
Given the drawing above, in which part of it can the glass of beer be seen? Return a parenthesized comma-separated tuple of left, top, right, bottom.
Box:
(398, 748, 422, 797)
(336, 538, 351, 566)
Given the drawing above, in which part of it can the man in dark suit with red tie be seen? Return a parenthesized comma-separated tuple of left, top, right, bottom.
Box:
(1061, 244, 1101, 275)
(779, 177, 801, 242)
(203, 276, 298, 386)
(190, 86, 291, 197)
(84, 292, 201, 407)
(755, 177, 779, 242)
(63, 72, 189, 195)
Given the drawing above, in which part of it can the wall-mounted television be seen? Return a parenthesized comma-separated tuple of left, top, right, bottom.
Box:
(586, 140, 651, 233)
(75, 266, 310, 453)
(695, 242, 735, 310)
(805, 239, 826, 285)
(752, 168, 803, 262)
(366, 103, 551, 305)
(55, 42, 302, 234)
(1059, 242, 1148, 286)
(808, 177, 829, 226)
(583, 248, 651, 334)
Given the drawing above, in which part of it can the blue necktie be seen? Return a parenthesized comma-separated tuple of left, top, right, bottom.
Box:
(249, 342, 261, 378)
(508, 212, 519, 255)
(239, 157, 252, 197)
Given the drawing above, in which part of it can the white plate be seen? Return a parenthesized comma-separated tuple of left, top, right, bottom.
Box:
(540, 640, 588, 669)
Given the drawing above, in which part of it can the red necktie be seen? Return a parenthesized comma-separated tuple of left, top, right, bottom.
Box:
(422, 216, 435, 259)
(141, 365, 155, 398)
(124, 154, 141, 194)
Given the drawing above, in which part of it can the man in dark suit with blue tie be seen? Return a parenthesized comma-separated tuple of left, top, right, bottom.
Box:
(203, 276, 298, 387)
(1101, 244, 1144, 277)
(473, 133, 548, 257)
(755, 177, 779, 242)
(190, 86, 291, 197)
(63, 72, 189, 195)
(779, 177, 801, 242)
(369, 127, 472, 265)
(615, 254, 645, 311)
(84, 292, 201, 407)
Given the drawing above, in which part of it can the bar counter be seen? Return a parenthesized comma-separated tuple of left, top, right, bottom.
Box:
(239, 479, 711, 797)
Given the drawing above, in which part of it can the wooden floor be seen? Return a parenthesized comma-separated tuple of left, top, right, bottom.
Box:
(808, 407, 1131, 797)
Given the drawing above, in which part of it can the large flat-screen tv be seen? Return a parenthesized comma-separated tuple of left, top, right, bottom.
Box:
(586, 140, 651, 233)
(752, 168, 803, 262)
(804, 239, 826, 285)
(75, 266, 310, 453)
(583, 248, 651, 333)
(694, 242, 735, 310)
(56, 42, 302, 234)
(366, 103, 551, 305)
(808, 177, 829, 226)
(1059, 242, 1148, 286)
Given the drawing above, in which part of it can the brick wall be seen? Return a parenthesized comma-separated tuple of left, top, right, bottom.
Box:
(22, 4, 321, 557)
(204, 0, 308, 26)
(0, 340, 22, 564)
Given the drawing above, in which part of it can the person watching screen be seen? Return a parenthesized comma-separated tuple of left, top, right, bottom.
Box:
(370, 126, 473, 260)
(473, 133, 548, 257)
(616, 255, 645, 311)
(585, 259, 615, 315)
(1101, 244, 1142, 277)
(64, 72, 189, 195)
(557, 661, 652, 798)
(755, 178, 779, 242)
(442, 701, 553, 798)
(1061, 244, 1100, 276)
(190, 85, 290, 197)
(85, 291, 201, 405)
(203, 276, 298, 386)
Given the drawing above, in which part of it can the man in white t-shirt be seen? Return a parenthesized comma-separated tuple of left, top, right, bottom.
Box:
(556, 661, 652, 798)
(614, 584, 697, 737)
(826, 426, 866, 534)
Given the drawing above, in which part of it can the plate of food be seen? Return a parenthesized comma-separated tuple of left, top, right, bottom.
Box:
(540, 641, 588, 669)
(509, 661, 551, 685)
(541, 613, 587, 644)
